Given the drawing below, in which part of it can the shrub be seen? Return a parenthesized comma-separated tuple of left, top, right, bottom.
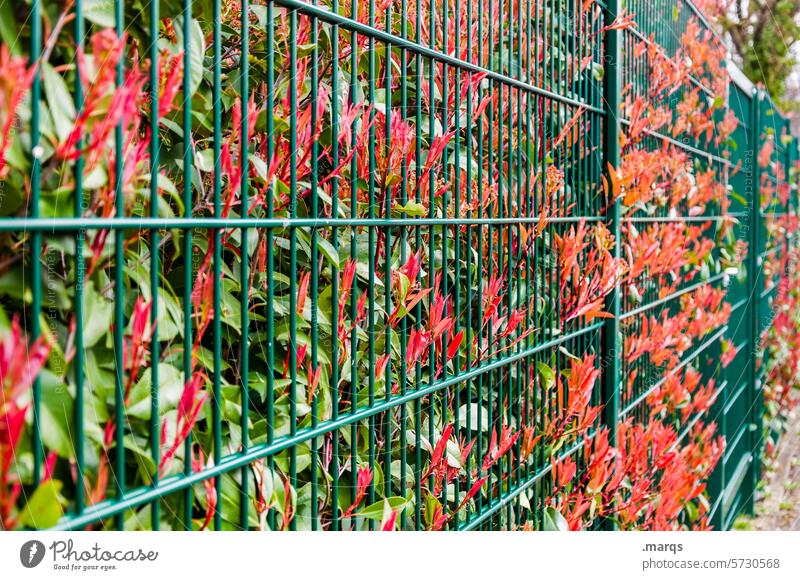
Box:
(0, 0, 788, 531)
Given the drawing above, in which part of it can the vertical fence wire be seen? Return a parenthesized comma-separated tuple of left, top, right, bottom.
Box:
(2, 0, 796, 531)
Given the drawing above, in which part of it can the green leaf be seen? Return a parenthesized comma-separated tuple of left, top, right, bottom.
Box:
(127, 363, 185, 419)
(196, 149, 215, 172)
(542, 506, 569, 531)
(457, 403, 490, 432)
(85, 351, 115, 403)
(269, 471, 297, 523)
(160, 117, 183, 137)
(172, 16, 206, 97)
(83, 165, 108, 190)
(39, 370, 76, 458)
(0, 178, 22, 216)
(83, 281, 113, 349)
(83, 0, 116, 27)
(358, 496, 409, 520)
(393, 201, 427, 217)
(591, 62, 604, 81)
(728, 190, 747, 207)
(316, 236, 340, 270)
(249, 4, 269, 29)
(684, 500, 699, 522)
(537, 361, 556, 389)
(152, 289, 182, 342)
(249, 153, 269, 181)
(0, 0, 19, 54)
(196, 345, 231, 373)
(274, 441, 312, 473)
(42, 62, 76, 143)
(18, 479, 65, 529)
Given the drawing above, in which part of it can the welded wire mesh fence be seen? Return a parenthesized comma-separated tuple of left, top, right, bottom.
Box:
(0, 0, 795, 531)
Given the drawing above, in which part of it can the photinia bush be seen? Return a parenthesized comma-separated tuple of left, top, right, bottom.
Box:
(0, 0, 792, 531)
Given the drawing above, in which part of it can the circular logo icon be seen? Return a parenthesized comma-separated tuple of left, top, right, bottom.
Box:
(20, 540, 46, 569)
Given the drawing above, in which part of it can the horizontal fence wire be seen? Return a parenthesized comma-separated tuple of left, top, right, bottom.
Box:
(0, 0, 795, 531)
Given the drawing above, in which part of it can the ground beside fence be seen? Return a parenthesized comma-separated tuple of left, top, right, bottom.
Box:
(737, 412, 800, 531)
(1, 0, 798, 532)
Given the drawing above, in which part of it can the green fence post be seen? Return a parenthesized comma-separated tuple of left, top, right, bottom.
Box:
(11, 0, 796, 532)
(601, 0, 622, 529)
(793, 134, 796, 246)
(747, 87, 762, 515)
(29, 0, 43, 486)
(793, 136, 799, 273)
(785, 126, 793, 274)
(793, 136, 799, 238)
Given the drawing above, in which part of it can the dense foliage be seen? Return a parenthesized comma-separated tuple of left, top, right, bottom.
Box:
(758, 220, 800, 467)
(715, 0, 800, 108)
(0, 0, 795, 531)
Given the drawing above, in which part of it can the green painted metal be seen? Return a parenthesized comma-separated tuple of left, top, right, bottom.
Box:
(114, 0, 127, 533)
(73, 0, 86, 518)
(6, 0, 797, 531)
(748, 86, 763, 518)
(182, 0, 195, 531)
(601, 0, 621, 480)
(28, 0, 43, 489)
(149, 0, 161, 530)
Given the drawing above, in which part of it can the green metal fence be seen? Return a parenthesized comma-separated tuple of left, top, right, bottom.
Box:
(0, 0, 796, 530)
(707, 69, 798, 529)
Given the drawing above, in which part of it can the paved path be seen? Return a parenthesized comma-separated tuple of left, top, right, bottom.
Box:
(748, 412, 800, 531)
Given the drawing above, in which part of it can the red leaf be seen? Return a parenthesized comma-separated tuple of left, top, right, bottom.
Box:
(447, 330, 464, 361)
